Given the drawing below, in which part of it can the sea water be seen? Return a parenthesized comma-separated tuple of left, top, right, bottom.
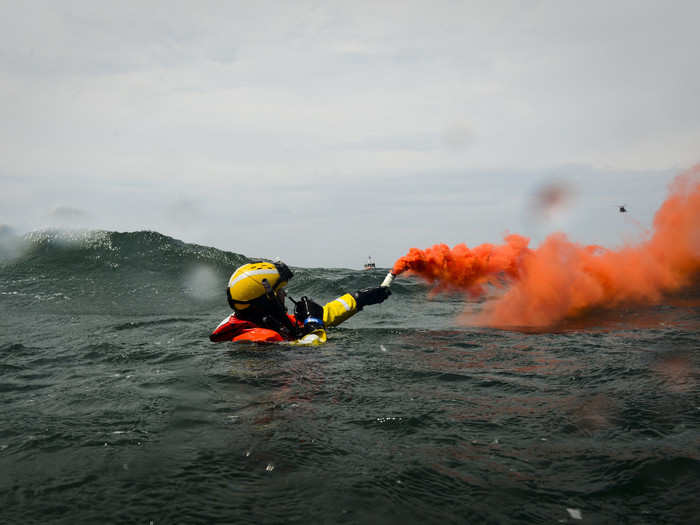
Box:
(1, 230, 698, 524)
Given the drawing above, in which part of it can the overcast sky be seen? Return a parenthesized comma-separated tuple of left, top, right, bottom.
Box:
(1, 0, 698, 268)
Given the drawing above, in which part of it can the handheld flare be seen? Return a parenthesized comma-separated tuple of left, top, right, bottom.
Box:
(380, 272, 396, 288)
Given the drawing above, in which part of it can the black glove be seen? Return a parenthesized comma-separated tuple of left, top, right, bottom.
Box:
(294, 296, 325, 333)
(353, 286, 391, 309)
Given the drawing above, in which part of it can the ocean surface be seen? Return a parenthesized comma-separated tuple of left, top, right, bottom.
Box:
(1, 230, 698, 524)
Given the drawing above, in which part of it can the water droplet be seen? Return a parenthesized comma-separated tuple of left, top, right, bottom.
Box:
(566, 508, 582, 520)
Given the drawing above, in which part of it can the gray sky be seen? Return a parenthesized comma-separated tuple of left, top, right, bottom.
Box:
(1, 0, 698, 268)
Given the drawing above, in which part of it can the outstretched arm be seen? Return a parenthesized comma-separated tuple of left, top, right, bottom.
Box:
(353, 286, 391, 310)
(321, 286, 392, 328)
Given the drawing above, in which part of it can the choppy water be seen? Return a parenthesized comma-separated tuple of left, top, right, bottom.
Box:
(1, 230, 698, 524)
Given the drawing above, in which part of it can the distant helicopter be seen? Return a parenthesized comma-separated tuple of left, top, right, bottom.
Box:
(618, 205, 627, 213)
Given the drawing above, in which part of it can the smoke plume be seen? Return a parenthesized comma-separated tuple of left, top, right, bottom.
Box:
(392, 165, 700, 328)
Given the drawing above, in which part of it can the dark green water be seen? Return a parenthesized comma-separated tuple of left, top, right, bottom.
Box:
(1, 230, 698, 524)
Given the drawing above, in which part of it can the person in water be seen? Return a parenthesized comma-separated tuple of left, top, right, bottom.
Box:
(209, 261, 391, 345)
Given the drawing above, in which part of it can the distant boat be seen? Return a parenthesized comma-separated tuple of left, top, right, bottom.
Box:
(364, 256, 376, 270)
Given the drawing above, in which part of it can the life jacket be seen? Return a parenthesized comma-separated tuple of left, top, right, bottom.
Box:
(209, 313, 301, 343)
(209, 292, 360, 346)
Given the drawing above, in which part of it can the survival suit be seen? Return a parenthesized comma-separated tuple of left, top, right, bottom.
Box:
(209, 292, 361, 346)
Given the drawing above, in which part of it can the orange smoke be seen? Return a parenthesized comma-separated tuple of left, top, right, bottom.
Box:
(392, 165, 700, 328)
(391, 234, 532, 296)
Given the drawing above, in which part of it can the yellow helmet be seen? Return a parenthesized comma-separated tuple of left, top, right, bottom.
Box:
(227, 261, 293, 311)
